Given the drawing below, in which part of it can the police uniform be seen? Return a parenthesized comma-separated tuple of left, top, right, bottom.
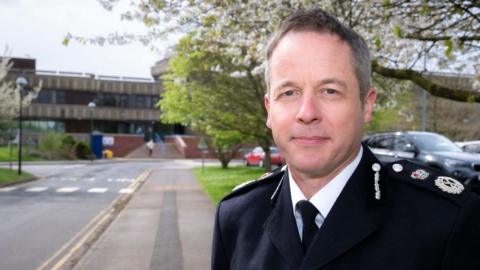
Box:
(212, 146, 480, 270)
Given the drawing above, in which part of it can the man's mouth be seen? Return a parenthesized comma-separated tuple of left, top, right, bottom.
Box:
(291, 136, 329, 145)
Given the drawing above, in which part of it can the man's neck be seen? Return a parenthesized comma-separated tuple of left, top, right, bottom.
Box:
(289, 147, 362, 199)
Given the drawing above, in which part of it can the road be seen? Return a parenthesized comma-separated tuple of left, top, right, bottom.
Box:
(0, 160, 170, 270)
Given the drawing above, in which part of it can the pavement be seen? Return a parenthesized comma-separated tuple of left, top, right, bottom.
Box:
(72, 166, 216, 270)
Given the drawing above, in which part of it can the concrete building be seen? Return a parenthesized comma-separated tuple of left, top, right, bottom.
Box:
(4, 57, 191, 157)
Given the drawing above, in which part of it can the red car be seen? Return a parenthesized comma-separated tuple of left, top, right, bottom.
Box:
(244, 147, 284, 167)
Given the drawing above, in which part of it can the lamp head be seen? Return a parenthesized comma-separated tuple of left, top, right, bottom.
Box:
(16, 76, 28, 88)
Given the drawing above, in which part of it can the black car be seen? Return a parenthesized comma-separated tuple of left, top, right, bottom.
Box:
(363, 131, 480, 185)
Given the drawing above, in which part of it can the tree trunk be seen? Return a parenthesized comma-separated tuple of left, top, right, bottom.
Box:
(261, 145, 272, 172)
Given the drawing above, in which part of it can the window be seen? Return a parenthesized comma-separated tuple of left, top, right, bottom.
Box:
(35, 90, 54, 104)
(367, 135, 395, 150)
(152, 96, 160, 108)
(56, 91, 65, 104)
(119, 94, 129, 107)
(136, 95, 146, 108)
(103, 93, 117, 107)
(394, 136, 415, 152)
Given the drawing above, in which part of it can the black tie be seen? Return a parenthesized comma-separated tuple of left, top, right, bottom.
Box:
(296, 200, 319, 252)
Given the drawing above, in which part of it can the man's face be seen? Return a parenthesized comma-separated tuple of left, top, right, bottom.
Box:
(265, 31, 375, 179)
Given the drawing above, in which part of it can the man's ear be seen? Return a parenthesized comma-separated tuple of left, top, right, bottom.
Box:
(363, 88, 376, 124)
(265, 93, 272, 128)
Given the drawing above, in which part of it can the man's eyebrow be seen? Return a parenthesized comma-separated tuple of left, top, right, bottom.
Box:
(315, 78, 347, 88)
(273, 78, 347, 93)
(272, 80, 298, 93)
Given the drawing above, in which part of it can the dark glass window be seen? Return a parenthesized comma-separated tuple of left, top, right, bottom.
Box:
(367, 135, 395, 150)
(36, 90, 54, 104)
(96, 92, 105, 106)
(145, 96, 152, 108)
(128, 95, 136, 108)
(394, 136, 416, 152)
(136, 95, 146, 108)
(152, 96, 160, 108)
(103, 93, 117, 107)
(119, 94, 129, 107)
(56, 91, 65, 104)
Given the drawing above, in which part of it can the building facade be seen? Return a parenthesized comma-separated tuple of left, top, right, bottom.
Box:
(6, 58, 184, 138)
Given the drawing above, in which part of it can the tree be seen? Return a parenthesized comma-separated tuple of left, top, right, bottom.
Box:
(160, 35, 273, 169)
(67, 1, 479, 169)
(70, 0, 479, 102)
(0, 57, 41, 123)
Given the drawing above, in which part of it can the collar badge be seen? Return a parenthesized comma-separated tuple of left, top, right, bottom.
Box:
(411, 169, 429, 180)
(434, 176, 464, 194)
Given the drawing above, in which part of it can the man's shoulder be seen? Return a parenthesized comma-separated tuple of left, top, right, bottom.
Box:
(384, 160, 475, 206)
(220, 166, 285, 204)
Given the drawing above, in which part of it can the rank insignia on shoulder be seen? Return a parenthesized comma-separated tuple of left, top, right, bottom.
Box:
(434, 176, 464, 195)
(260, 172, 273, 179)
(232, 179, 257, 191)
(411, 169, 429, 180)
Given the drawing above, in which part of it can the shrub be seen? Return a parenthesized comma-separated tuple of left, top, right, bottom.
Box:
(75, 141, 91, 160)
(37, 133, 79, 160)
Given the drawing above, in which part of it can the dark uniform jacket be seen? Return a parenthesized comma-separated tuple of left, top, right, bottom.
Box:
(212, 146, 480, 270)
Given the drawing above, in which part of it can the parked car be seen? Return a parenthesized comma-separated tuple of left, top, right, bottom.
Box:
(363, 131, 480, 184)
(244, 146, 284, 167)
(456, 141, 480, 154)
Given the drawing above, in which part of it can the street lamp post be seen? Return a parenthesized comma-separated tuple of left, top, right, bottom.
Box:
(88, 101, 96, 161)
(16, 76, 28, 175)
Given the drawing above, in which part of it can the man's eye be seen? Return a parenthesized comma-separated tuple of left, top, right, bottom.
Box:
(324, 88, 337, 95)
(282, 90, 295, 96)
(275, 89, 297, 100)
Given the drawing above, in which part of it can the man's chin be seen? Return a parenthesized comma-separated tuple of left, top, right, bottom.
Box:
(286, 159, 328, 176)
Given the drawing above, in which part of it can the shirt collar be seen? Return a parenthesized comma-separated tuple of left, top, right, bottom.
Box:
(289, 145, 363, 218)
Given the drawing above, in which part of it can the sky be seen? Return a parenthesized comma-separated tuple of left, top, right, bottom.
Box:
(0, 0, 169, 78)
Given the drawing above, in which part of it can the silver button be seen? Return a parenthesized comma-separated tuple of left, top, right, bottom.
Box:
(392, 163, 403, 172)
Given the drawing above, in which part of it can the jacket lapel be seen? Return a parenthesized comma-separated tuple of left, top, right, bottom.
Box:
(264, 173, 305, 270)
(300, 147, 387, 270)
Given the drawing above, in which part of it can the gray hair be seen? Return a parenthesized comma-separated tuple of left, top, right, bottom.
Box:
(264, 9, 371, 100)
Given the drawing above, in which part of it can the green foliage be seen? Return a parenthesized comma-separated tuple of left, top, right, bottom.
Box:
(444, 39, 453, 58)
(0, 146, 44, 162)
(36, 133, 85, 160)
(392, 25, 403, 38)
(160, 34, 273, 167)
(366, 76, 417, 133)
(193, 165, 264, 204)
(75, 141, 91, 160)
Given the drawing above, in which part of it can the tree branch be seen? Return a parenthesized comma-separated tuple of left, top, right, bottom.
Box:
(404, 34, 480, 42)
(371, 61, 480, 102)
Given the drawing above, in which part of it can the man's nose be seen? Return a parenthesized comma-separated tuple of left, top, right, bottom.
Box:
(296, 95, 321, 124)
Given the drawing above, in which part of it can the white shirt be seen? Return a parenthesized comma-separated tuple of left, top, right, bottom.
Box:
(289, 146, 363, 239)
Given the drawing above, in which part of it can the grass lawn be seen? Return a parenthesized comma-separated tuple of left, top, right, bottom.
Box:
(0, 146, 44, 162)
(194, 165, 266, 204)
(0, 168, 35, 186)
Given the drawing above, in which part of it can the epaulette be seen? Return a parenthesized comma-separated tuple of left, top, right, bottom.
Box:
(221, 166, 286, 202)
(385, 160, 471, 206)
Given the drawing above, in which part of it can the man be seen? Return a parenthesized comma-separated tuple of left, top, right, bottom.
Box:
(212, 9, 480, 270)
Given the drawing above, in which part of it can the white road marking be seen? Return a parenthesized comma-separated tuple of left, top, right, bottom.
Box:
(0, 187, 18, 192)
(118, 188, 134, 194)
(116, 178, 134, 182)
(26, 187, 49, 192)
(56, 187, 79, 193)
(87, 188, 108, 193)
(85, 177, 95, 182)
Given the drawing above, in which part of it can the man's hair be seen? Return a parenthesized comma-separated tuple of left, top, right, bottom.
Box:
(264, 9, 371, 100)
